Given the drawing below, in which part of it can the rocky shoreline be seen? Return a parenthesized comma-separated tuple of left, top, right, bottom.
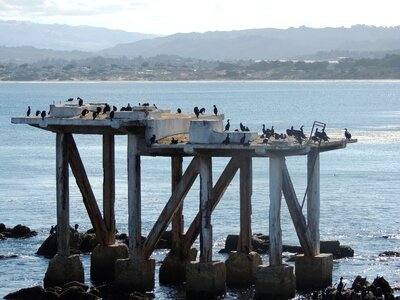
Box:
(0, 223, 37, 240)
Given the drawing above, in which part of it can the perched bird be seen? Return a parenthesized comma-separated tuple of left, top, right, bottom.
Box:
(26, 106, 31, 117)
(240, 122, 245, 131)
(77, 97, 83, 106)
(96, 106, 102, 114)
(270, 126, 275, 136)
(337, 277, 344, 292)
(35, 110, 41, 116)
(150, 134, 156, 144)
(213, 105, 218, 116)
(199, 107, 206, 114)
(153, 104, 157, 109)
(110, 110, 115, 121)
(262, 124, 267, 136)
(103, 104, 111, 114)
(81, 109, 89, 117)
(177, 108, 182, 114)
(113, 105, 117, 111)
(67, 97, 74, 102)
(225, 119, 230, 131)
(170, 137, 179, 144)
(240, 133, 246, 144)
(262, 138, 269, 144)
(222, 134, 230, 144)
(40, 110, 46, 120)
(126, 103, 132, 111)
(194, 106, 200, 118)
(321, 128, 330, 141)
(92, 111, 98, 120)
(74, 224, 79, 231)
(344, 128, 352, 140)
(49, 226, 55, 235)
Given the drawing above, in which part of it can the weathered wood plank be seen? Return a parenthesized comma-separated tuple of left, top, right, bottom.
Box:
(199, 156, 213, 263)
(182, 157, 241, 253)
(269, 156, 283, 266)
(307, 149, 320, 256)
(128, 134, 142, 257)
(142, 157, 199, 259)
(56, 132, 70, 256)
(103, 134, 116, 245)
(281, 160, 315, 256)
(238, 157, 252, 253)
(67, 134, 109, 245)
(171, 156, 183, 252)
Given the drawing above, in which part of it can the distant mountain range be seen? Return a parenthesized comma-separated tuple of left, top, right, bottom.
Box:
(1, 20, 400, 63)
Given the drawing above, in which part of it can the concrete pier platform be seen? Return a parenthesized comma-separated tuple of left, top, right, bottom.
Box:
(186, 261, 226, 299)
(255, 265, 295, 299)
(295, 253, 333, 291)
(159, 248, 197, 284)
(114, 257, 156, 293)
(43, 254, 84, 288)
(225, 251, 262, 287)
(90, 243, 129, 283)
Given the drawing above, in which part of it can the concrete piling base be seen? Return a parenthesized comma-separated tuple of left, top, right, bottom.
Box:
(186, 261, 226, 299)
(255, 265, 295, 300)
(113, 257, 155, 293)
(159, 248, 197, 284)
(225, 251, 262, 287)
(295, 253, 333, 291)
(43, 254, 84, 288)
(90, 243, 129, 283)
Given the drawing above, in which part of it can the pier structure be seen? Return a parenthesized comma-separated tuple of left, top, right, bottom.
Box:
(12, 102, 354, 298)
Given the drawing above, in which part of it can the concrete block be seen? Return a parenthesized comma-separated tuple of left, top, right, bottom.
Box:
(159, 248, 197, 284)
(186, 261, 226, 299)
(44, 254, 84, 288)
(255, 265, 295, 299)
(226, 251, 262, 287)
(295, 253, 333, 291)
(114, 257, 155, 293)
(90, 243, 129, 283)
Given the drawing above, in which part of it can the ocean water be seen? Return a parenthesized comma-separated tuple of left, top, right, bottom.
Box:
(1, 81, 400, 298)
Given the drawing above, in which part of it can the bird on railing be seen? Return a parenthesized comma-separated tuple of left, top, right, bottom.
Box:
(225, 119, 230, 131)
(344, 128, 352, 140)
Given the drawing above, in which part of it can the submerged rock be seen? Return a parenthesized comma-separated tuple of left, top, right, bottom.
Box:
(0, 223, 37, 239)
(4, 285, 47, 299)
(379, 250, 400, 257)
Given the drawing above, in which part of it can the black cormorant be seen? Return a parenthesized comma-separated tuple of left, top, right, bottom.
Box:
(92, 111, 98, 120)
(177, 108, 182, 114)
(113, 105, 117, 111)
(270, 126, 275, 136)
(103, 104, 111, 114)
(110, 110, 115, 121)
(67, 97, 74, 102)
(50, 226, 55, 235)
(240, 134, 246, 144)
(96, 106, 102, 114)
(262, 124, 267, 136)
(222, 134, 230, 144)
(74, 224, 79, 231)
(213, 105, 218, 116)
(35, 110, 41, 116)
(150, 134, 156, 144)
(153, 104, 157, 109)
(78, 97, 83, 106)
(225, 119, 230, 131)
(126, 103, 132, 111)
(26, 106, 31, 117)
(344, 128, 352, 140)
(194, 106, 200, 118)
(199, 107, 206, 114)
(337, 277, 344, 292)
(81, 109, 89, 117)
(240, 122, 245, 131)
(40, 110, 46, 120)
(170, 137, 179, 144)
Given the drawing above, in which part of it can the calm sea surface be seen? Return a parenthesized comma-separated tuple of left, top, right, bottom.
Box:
(1, 81, 400, 298)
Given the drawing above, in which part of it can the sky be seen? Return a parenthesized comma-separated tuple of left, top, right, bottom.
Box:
(0, 0, 399, 35)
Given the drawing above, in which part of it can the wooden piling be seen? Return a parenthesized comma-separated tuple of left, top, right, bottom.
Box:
(171, 156, 183, 252)
(128, 134, 142, 258)
(56, 132, 70, 256)
(199, 156, 213, 263)
(269, 156, 283, 266)
(103, 134, 116, 245)
(307, 149, 320, 256)
(238, 157, 252, 253)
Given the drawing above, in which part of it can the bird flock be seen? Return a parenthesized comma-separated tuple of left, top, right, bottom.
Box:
(25, 100, 352, 146)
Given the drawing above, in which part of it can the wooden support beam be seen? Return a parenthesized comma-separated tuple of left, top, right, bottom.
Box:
(307, 149, 320, 256)
(67, 134, 109, 245)
(238, 157, 252, 253)
(281, 160, 315, 256)
(182, 157, 241, 254)
(56, 132, 70, 256)
(103, 134, 116, 245)
(171, 156, 183, 252)
(142, 157, 199, 259)
(199, 156, 213, 263)
(269, 156, 283, 266)
(128, 134, 142, 258)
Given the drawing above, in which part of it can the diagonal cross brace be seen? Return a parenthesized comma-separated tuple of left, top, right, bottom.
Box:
(281, 159, 317, 256)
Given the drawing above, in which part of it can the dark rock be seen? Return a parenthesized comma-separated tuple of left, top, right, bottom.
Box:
(44, 290, 60, 299)
(36, 233, 57, 257)
(10, 224, 37, 238)
(63, 281, 89, 291)
(129, 291, 150, 299)
(60, 286, 98, 300)
(379, 251, 400, 257)
(220, 233, 269, 254)
(0, 254, 18, 259)
(79, 233, 98, 253)
(4, 285, 47, 299)
(372, 276, 393, 295)
(0, 223, 6, 232)
(116, 233, 128, 240)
